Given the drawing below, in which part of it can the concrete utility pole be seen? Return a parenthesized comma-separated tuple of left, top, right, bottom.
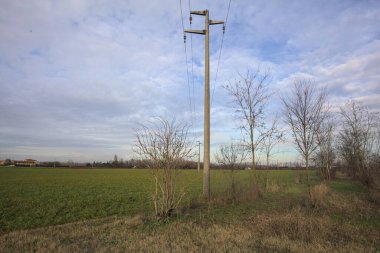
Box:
(185, 10, 224, 199)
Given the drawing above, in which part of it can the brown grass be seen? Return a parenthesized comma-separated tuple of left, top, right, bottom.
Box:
(309, 183, 330, 207)
(293, 171, 304, 184)
(1, 207, 379, 253)
(325, 192, 380, 222)
(209, 179, 262, 205)
(302, 182, 380, 224)
(369, 173, 380, 204)
(265, 179, 281, 193)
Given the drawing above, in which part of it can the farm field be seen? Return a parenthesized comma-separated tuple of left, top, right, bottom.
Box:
(0, 167, 379, 252)
(0, 167, 300, 233)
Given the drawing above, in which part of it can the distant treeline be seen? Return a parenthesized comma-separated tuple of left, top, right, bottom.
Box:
(33, 159, 339, 170)
(2, 158, 346, 171)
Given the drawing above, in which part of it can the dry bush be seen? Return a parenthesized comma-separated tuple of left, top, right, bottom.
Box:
(240, 180, 262, 201)
(337, 100, 379, 188)
(304, 183, 330, 208)
(294, 171, 304, 184)
(134, 118, 193, 218)
(265, 177, 281, 192)
(294, 173, 301, 184)
(215, 142, 248, 203)
(151, 169, 186, 218)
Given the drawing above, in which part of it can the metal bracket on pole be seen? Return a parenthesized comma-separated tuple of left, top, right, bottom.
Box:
(210, 20, 224, 25)
(190, 10, 207, 16)
(184, 29, 206, 35)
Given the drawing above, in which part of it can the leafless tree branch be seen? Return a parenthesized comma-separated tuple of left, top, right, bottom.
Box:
(281, 79, 328, 190)
(224, 67, 271, 170)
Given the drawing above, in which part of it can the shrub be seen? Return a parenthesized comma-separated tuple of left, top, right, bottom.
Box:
(134, 118, 193, 218)
(309, 183, 330, 208)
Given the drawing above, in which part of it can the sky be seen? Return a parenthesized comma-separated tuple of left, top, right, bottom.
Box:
(0, 0, 379, 163)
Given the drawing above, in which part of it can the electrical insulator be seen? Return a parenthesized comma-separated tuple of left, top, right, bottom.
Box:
(190, 16, 192, 24)
(223, 25, 226, 34)
(184, 34, 186, 43)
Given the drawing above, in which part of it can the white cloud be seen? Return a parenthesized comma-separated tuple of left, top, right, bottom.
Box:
(0, 0, 379, 162)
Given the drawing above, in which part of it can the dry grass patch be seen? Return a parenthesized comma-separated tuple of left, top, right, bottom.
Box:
(251, 208, 375, 242)
(368, 174, 380, 204)
(209, 180, 263, 205)
(325, 192, 380, 222)
(1, 208, 379, 253)
(303, 182, 380, 224)
(309, 182, 330, 207)
(265, 179, 281, 193)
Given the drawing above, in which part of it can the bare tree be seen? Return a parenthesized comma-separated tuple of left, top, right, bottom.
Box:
(112, 154, 119, 167)
(337, 100, 378, 186)
(214, 142, 247, 202)
(224, 68, 271, 170)
(215, 142, 247, 170)
(315, 118, 335, 180)
(281, 79, 328, 187)
(134, 118, 193, 217)
(259, 117, 285, 168)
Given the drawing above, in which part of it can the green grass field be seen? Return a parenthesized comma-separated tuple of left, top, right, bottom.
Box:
(0, 167, 306, 233)
(1, 167, 379, 252)
(0, 168, 152, 233)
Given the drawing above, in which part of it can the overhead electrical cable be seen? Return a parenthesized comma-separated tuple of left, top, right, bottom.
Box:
(211, 0, 232, 107)
(179, 0, 194, 127)
(188, 0, 197, 134)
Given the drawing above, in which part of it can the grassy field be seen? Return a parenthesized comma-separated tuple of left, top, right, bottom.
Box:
(0, 168, 308, 233)
(0, 167, 379, 252)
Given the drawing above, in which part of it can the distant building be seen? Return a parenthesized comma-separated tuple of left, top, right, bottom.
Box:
(0, 160, 5, 166)
(14, 159, 39, 167)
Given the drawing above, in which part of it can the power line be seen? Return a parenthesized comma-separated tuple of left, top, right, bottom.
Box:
(189, 0, 197, 134)
(225, 0, 232, 25)
(211, 0, 232, 107)
(179, 0, 194, 127)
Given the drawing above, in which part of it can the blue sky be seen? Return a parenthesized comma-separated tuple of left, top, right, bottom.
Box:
(0, 0, 379, 163)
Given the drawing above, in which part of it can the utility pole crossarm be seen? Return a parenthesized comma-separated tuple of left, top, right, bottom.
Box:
(210, 20, 224, 25)
(184, 29, 206, 35)
(190, 10, 207, 16)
